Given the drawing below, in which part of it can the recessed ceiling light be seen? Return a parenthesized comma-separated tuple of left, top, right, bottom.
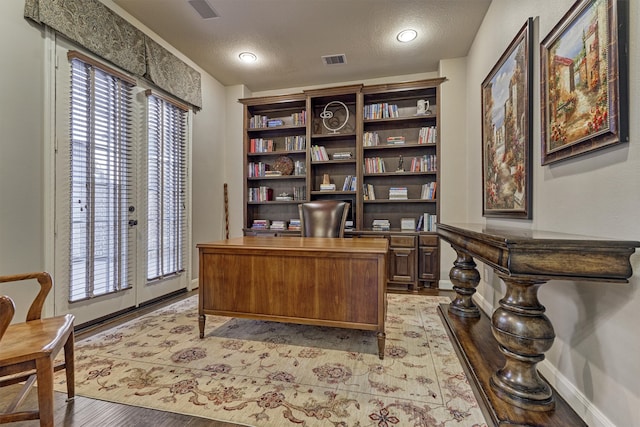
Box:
(397, 29, 418, 43)
(239, 52, 257, 63)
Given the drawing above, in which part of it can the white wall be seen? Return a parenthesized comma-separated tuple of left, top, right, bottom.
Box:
(464, 1, 640, 426)
(0, 0, 228, 318)
(0, 0, 47, 320)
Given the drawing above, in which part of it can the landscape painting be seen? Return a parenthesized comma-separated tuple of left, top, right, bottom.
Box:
(481, 19, 532, 218)
(540, 0, 627, 164)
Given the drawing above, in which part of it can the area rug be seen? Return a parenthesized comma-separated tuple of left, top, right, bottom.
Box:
(54, 294, 486, 427)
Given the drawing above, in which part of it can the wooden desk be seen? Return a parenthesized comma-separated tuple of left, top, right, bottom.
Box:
(197, 236, 388, 358)
(437, 223, 639, 425)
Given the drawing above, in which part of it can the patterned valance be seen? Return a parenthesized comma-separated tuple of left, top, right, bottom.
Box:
(24, 0, 202, 109)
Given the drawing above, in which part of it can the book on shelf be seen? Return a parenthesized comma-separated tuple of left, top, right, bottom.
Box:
(275, 193, 293, 201)
(249, 138, 275, 153)
(416, 214, 424, 231)
(401, 217, 416, 230)
(288, 218, 301, 231)
(372, 219, 390, 231)
(248, 186, 273, 202)
(270, 220, 288, 230)
(364, 157, 386, 173)
(311, 145, 329, 161)
(291, 110, 306, 126)
(388, 186, 408, 200)
(293, 186, 306, 201)
(342, 175, 356, 191)
(251, 219, 271, 229)
(363, 183, 376, 200)
(320, 183, 336, 191)
(421, 182, 437, 199)
(363, 131, 380, 146)
(332, 151, 353, 160)
(267, 119, 284, 128)
(409, 155, 437, 172)
(422, 213, 437, 232)
(284, 135, 306, 151)
(364, 103, 399, 120)
(386, 136, 405, 145)
(264, 170, 282, 177)
(418, 126, 437, 144)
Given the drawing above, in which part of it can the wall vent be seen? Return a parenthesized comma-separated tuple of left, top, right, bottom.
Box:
(322, 54, 347, 65)
(188, 0, 219, 19)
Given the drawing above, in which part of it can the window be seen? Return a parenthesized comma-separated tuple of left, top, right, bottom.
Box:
(146, 92, 188, 281)
(68, 52, 135, 302)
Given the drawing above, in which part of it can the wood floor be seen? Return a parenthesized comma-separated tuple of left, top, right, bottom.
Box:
(1, 288, 454, 426)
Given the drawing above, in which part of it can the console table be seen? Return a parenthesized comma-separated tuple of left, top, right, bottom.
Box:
(436, 223, 639, 426)
(197, 236, 388, 358)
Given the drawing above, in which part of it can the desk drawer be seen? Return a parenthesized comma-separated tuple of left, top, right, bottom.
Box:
(390, 235, 416, 248)
(419, 235, 438, 246)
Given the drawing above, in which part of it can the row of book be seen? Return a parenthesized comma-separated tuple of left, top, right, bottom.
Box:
(364, 103, 399, 120)
(249, 138, 275, 153)
(421, 182, 437, 200)
(248, 161, 305, 177)
(409, 155, 437, 172)
(311, 145, 329, 161)
(284, 136, 306, 151)
(249, 111, 306, 128)
(248, 186, 273, 202)
(364, 157, 386, 173)
(417, 213, 437, 232)
(418, 127, 437, 144)
(342, 175, 357, 191)
(251, 218, 302, 231)
(363, 131, 380, 146)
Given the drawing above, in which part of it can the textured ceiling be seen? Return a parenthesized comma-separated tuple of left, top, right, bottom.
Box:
(111, 0, 491, 92)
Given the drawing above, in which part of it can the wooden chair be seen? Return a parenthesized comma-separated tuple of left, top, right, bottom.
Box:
(298, 200, 350, 238)
(0, 272, 75, 427)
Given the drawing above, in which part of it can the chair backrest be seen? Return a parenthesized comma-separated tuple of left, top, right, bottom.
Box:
(298, 200, 350, 238)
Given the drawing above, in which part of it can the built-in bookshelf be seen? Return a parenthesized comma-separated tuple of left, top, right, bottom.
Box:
(240, 78, 444, 290)
(241, 94, 308, 232)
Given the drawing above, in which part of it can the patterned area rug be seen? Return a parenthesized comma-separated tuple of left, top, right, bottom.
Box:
(55, 295, 486, 426)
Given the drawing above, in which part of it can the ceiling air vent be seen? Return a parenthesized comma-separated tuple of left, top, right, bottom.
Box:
(322, 54, 347, 65)
(188, 0, 219, 19)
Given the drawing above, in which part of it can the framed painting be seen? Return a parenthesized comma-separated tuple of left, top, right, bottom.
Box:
(540, 0, 628, 165)
(482, 18, 533, 219)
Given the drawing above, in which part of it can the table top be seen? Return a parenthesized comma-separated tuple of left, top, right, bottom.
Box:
(197, 236, 389, 254)
(437, 222, 640, 248)
(437, 222, 639, 281)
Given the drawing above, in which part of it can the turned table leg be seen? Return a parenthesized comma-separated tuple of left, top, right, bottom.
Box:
(376, 331, 386, 360)
(448, 247, 481, 318)
(199, 314, 206, 339)
(490, 274, 556, 411)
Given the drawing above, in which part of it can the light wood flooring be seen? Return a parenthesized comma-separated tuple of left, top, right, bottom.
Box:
(1, 288, 454, 426)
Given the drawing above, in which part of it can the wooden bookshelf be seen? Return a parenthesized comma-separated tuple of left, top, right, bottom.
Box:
(239, 78, 446, 290)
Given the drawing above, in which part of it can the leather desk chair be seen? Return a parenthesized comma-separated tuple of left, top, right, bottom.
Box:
(0, 272, 75, 427)
(298, 200, 350, 238)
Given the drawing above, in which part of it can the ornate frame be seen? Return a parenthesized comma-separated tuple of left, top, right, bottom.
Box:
(481, 18, 533, 219)
(540, 0, 628, 165)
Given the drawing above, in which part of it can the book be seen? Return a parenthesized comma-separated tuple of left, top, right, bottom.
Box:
(389, 187, 408, 200)
(320, 183, 336, 191)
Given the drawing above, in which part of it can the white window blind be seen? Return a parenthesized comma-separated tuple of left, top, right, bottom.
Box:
(146, 92, 188, 281)
(68, 52, 135, 302)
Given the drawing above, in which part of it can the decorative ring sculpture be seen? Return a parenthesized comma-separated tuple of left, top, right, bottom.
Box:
(320, 101, 349, 134)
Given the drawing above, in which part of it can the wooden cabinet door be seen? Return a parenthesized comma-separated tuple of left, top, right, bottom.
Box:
(418, 245, 438, 280)
(389, 248, 416, 282)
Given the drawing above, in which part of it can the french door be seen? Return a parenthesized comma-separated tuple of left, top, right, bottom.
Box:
(53, 40, 187, 325)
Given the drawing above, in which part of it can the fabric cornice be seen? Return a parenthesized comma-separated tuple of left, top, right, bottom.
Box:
(24, 0, 202, 109)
